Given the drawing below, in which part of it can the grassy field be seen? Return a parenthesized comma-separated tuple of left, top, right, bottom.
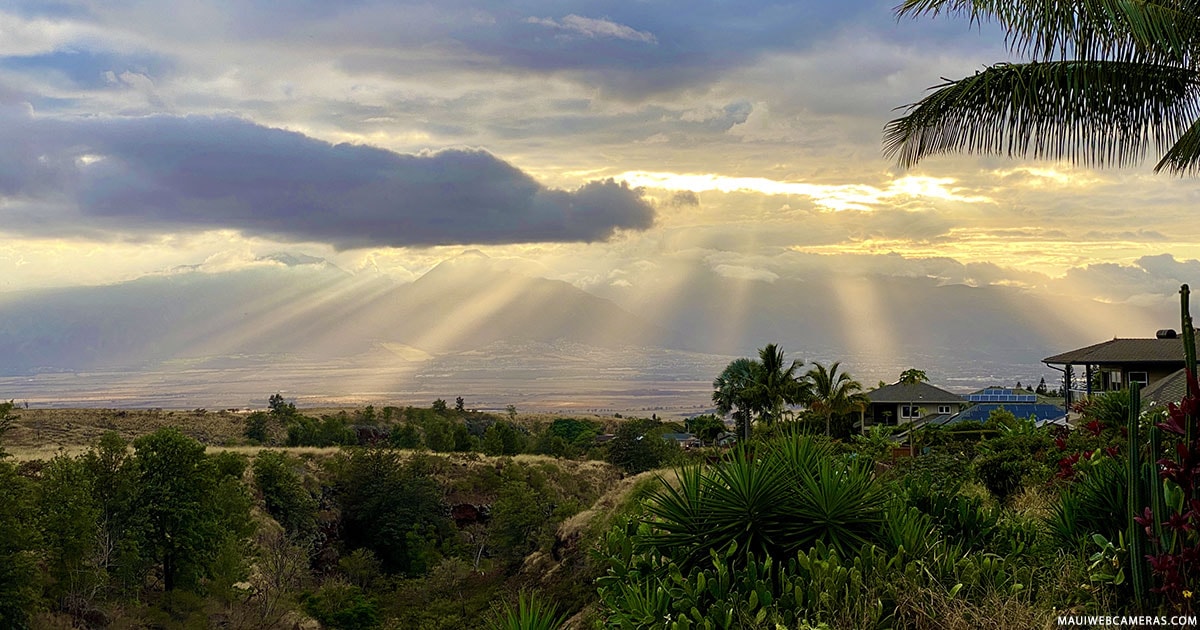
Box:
(2, 405, 624, 461)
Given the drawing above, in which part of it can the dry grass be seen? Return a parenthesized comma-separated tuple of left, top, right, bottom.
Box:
(894, 586, 1059, 630)
(1008, 484, 1056, 519)
(558, 469, 666, 541)
(5, 407, 253, 450)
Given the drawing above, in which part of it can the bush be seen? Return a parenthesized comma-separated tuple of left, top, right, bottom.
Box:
(303, 581, 380, 630)
(639, 436, 885, 567)
(972, 432, 1054, 501)
(328, 449, 452, 576)
(253, 450, 319, 541)
(605, 419, 677, 473)
(244, 411, 270, 444)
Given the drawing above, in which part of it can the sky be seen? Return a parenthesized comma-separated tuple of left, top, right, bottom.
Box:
(4, 0, 1200, 331)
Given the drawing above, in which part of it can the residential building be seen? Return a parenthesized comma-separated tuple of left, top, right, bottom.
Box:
(865, 382, 966, 428)
(1042, 330, 1199, 407)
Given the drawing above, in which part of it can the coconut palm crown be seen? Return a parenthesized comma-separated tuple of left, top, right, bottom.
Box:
(807, 361, 865, 438)
(712, 344, 810, 440)
(884, 0, 1200, 174)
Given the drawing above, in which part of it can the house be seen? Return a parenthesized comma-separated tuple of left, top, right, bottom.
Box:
(865, 382, 966, 428)
(951, 387, 1066, 426)
(1041, 330, 1199, 407)
(660, 433, 701, 449)
(1140, 368, 1189, 411)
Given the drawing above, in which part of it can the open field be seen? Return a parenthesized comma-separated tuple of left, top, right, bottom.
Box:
(0, 405, 628, 461)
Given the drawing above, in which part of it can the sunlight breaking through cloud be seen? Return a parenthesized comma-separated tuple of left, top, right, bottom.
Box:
(617, 171, 993, 211)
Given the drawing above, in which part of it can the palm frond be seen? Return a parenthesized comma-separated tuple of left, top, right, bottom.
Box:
(1113, 0, 1200, 63)
(896, 0, 1200, 63)
(884, 59, 1200, 169)
(1156, 111, 1200, 172)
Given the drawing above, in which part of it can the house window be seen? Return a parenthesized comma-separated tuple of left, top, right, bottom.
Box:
(938, 405, 952, 414)
(900, 405, 921, 419)
(1128, 372, 1149, 386)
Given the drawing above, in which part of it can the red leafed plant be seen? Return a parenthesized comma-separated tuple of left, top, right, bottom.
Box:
(1140, 370, 1200, 612)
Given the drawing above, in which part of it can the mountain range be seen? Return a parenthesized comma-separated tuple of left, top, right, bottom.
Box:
(0, 252, 1177, 393)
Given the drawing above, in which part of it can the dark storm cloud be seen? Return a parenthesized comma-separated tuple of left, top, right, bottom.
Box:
(0, 113, 655, 247)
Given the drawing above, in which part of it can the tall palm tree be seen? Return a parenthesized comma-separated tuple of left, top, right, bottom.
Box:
(713, 357, 762, 441)
(885, 1, 1200, 174)
(712, 344, 809, 441)
(754, 343, 811, 426)
(806, 361, 864, 438)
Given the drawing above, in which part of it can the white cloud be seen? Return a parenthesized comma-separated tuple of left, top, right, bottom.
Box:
(711, 263, 779, 282)
(524, 14, 657, 44)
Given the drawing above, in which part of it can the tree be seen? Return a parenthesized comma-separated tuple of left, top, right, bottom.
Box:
(898, 368, 929, 385)
(0, 400, 15, 459)
(482, 421, 526, 456)
(606, 419, 675, 473)
(39, 455, 104, 612)
(0, 459, 38, 628)
(885, 0, 1200, 174)
(807, 362, 865, 438)
(1036, 377, 1048, 395)
(253, 450, 319, 542)
(330, 449, 451, 576)
(712, 344, 809, 441)
(268, 393, 296, 417)
(432, 399, 448, 414)
(687, 414, 727, 445)
(754, 343, 811, 425)
(713, 357, 761, 441)
(129, 428, 253, 592)
(454, 396, 466, 413)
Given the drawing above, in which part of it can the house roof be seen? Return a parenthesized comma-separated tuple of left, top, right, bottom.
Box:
(1140, 368, 1188, 410)
(1043, 337, 1198, 365)
(967, 387, 1037, 403)
(866, 382, 964, 404)
(953, 403, 1067, 423)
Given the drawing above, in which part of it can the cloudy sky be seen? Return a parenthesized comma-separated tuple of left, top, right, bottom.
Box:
(4, 0, 1200, 325)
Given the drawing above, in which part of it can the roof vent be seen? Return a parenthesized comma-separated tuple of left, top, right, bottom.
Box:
(1156, 329, 1178, 339)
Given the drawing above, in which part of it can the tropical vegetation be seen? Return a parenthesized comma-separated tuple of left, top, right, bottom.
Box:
(885, 0, 1200, 173)
(3, 304, 1200, 627)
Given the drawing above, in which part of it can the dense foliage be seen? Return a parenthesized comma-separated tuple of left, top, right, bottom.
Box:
(3, 363, 1199, 628)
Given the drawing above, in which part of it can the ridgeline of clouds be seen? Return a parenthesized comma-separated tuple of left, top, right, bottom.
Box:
(0, 111, 654, 247)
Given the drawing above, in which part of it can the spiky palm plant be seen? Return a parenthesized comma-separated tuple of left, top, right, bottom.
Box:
(640, 436, 886, 568)
(489, 590, 566, 630)
(885, 0, 1200, 174)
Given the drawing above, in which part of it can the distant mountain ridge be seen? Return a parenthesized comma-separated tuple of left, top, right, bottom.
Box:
(0, 253, 670, 375)
(0, 252, 1177, 384)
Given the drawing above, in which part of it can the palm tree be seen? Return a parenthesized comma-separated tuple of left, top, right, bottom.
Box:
(885, 1, 1200, 174)
(806, 361, 864, 438)
(898, 368, 929, 385)
(754, 343, 811, 426)
(712, 344, 809, 441)
(713, 357, 762, 441)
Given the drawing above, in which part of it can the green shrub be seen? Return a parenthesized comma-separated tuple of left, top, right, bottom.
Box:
(639, 436, 885, 567)
(253, 450, 319, 541)
(488, 590, 566, 630)
(303, 581, 380, 630)
(244, 411, 270, 444)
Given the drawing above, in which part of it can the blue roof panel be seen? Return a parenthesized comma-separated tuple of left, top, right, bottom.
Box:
(953, 403, 1064, 423)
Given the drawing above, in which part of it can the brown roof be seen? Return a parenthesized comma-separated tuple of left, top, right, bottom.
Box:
(1140, 368, 1188, 410)
(1043, 338, 1199, 365)
(866, 382, 964, 404)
